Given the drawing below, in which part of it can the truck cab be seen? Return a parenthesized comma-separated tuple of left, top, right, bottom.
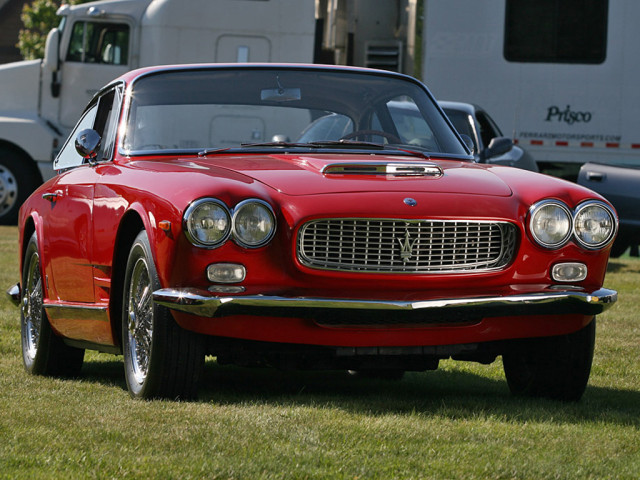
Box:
(0, 0, 315, 224)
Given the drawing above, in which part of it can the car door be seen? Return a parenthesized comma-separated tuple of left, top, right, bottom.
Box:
(43, 86, 121, 303)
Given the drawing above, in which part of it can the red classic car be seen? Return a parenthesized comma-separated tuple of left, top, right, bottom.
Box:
(7, 64, 618, 401)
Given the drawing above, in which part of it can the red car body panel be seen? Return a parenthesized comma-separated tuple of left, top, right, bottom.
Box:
(11, 65, 617, 402)
(20, 150, 612, 349)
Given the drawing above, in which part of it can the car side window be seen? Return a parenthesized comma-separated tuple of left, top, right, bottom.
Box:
(54, 104, 98, 171)
(476, 111, 502, 148)
(53, 85, 123, 170)
(95, 86, 123, 161)
(66, 21, 130, 65)
(442, 109, 478, 152)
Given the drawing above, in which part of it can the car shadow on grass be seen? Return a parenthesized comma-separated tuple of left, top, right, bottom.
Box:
(607, 259, 640, 274)
(80, 357, 640, 426)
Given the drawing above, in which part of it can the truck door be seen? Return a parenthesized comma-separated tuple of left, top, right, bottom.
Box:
(58, 20, 131, 129)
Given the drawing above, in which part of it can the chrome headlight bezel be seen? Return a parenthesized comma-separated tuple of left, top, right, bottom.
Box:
(573, 200, 617, 250)
(529, 200, 573, 249)
(183, 198, 232, 249)
(231, 199, 277, 248)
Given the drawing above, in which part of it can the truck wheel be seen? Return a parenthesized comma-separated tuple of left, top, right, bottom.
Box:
(21, 232, 85, 376)
(0, 147, 41, 225)
(502, 319, 595, 401)
(122, 231, 205, 400)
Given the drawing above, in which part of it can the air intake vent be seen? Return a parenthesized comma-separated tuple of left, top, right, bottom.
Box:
(365, 41, 403, 72)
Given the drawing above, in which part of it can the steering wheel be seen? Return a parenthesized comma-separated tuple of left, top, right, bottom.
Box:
(340, 130, 402, 144)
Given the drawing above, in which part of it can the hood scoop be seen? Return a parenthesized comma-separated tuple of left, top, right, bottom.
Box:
(321, 162, 443, 177)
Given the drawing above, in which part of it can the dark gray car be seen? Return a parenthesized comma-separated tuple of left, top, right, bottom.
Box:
(578, 162, 640, 257)
(439, 101, 538, 172)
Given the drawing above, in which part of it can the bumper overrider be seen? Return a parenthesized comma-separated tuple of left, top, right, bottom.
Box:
(151, 287, 617, 325)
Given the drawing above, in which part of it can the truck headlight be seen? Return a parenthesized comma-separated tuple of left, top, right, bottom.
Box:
(529, 200, 572, 248)
(574, 201, 617, 249)
(232, 199, 276, 248)
(184, 198, 231, 248)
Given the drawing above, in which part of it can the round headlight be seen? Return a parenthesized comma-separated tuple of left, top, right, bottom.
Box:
(184, 198, 231, 248)
(574, 201, 617, 249)
(232, 199, 276, 248)
(529, 201, 572, 248)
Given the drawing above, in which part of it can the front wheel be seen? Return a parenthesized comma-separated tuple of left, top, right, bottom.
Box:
(0, 147, 41, 225)
(21, 232, 84, 376)
(122, 231, 204, 400)
(502, 319, 596, 401)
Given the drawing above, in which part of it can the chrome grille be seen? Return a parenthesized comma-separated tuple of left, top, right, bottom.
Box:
(297, 218, 517, 273)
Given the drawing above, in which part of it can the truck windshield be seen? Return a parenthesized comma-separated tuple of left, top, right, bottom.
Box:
(121, 67, 468, 157)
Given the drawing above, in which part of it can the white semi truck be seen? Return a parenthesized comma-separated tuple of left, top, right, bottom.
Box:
(422, 0, 639, 180)
(0, 0, 315, 223)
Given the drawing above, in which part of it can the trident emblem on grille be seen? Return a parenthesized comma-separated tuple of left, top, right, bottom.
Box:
(398, 229, 417, 263)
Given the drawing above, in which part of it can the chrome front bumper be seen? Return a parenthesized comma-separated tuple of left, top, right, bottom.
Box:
(152, 287, 617, 321)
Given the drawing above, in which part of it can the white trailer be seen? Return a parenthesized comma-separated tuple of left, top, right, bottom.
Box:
(422, 0, 639, 180)
(0, 0, 315, 223)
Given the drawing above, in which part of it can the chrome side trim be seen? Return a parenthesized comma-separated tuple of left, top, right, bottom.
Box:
(153, 287, 617, 320)
(44, 303, 109, 322)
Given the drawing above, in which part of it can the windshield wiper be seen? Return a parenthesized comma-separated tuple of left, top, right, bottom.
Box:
(198, 140, 431, 159)
(198, 146, 232, 156)
(199, 141, 322, 156)
(310, 140, 431, 159)
(241, 141, 323, 149)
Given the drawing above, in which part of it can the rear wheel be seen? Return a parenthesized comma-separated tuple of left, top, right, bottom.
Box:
(122, 231, 204, 400)
(21, 233, 84, 376)
(503, 319, 596, 401)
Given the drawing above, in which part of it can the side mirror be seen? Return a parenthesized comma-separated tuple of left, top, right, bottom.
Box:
(43, 28, 60, 72)
(75, 129, 102, 162)
(459, 134, 475, 155)
(485, 137, 513, 159)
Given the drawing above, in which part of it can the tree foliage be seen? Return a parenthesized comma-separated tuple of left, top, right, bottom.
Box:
(17, 0, 88, 60)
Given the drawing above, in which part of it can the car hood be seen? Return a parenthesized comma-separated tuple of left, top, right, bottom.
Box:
(169, 153, 513, 197)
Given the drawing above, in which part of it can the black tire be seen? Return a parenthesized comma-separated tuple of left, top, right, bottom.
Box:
(21, 233, 84, 376)
(122, 231, 204, 400)
(0, 147, 41, 225)
(503, 319, 596, 401)
(609, 232, 630, 258)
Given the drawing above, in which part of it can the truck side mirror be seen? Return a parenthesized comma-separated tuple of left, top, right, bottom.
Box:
(44, 28, 62, 98)
(43, 28, 60, 72)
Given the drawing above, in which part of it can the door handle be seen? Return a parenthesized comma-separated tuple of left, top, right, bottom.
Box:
(42, 191, 62, 203)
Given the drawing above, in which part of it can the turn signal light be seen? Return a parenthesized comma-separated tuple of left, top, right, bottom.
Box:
(207, 263, 246, 283)
(552, 263, 587, 282)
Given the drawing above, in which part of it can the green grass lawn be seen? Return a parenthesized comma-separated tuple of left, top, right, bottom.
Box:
(0, 225, 638, 479)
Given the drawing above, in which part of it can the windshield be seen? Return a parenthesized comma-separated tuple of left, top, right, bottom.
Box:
(121, 67, 468, 156)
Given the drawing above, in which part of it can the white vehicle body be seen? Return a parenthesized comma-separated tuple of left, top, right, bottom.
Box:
(422, 0, 639, 179)
(0, 0, 315, 223)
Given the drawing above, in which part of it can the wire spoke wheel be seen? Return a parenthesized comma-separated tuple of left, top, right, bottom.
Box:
(126, 257, 154, 384)
(20, 232, 84, 376)
(122, 231, 204, 400)
(21, 250, 43, 363)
